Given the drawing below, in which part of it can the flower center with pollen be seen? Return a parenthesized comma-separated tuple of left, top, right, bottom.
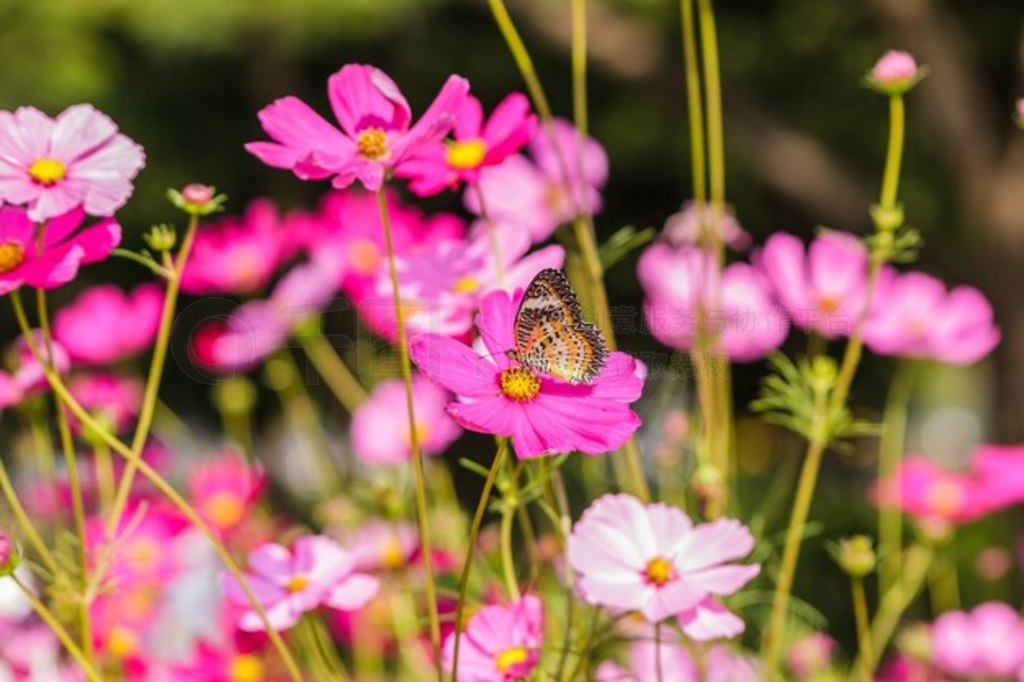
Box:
(228, 654, 265, 682)
(28, 158, 67, 185)
(286, 576, 309, 593)
(0, 242, 25, 274)
(357, 128, 389, 161)
(452, 276, 479, 294)
(644, 557, 674, 586)
(495, 646, 529, 673)
(446, 139, 487, 170)
(500, 367, 541, 402)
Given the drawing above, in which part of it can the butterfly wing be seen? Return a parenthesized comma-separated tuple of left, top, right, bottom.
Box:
(514, 269, 608, 384)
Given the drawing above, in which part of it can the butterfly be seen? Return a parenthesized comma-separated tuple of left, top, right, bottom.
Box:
(512, 268, 608, 385)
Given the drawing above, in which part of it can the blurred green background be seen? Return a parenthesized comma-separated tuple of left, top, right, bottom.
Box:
(2, 0, 1024, 656)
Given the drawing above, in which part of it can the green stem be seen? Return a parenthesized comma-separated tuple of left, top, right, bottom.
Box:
(500, 487, 521, 601)
(928, 539, 962, 614)
(851, 577, 872, 681)
(296, 329, 369, 414)
(878, 361, 915, 599)
(0, 457, 59, 576)
(880, 95, 905, 211)
(11, 574, 103, 682)
(549, 464, 576, 682)
(452, 439, 508, 682)
(94, 442, 115, 512)
(679, 0, 707, 203)
(376, 187, 443, 681)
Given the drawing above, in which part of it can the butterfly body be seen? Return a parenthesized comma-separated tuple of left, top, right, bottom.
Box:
(512, 269, 608, 385)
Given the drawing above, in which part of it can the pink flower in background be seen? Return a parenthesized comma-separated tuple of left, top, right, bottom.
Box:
(864, 269, 1000, 364)
(351, 376, 461, 465)
(181, 199, 297, 295)
(441, 595, 544, 682)
(639, 243, 788, 362)
(87, 504, 186, 588)
(875, 456, 994, 525)
(188, 451, 265, 534)
(12, 330, 71, 393)
(165, 642, 269, 682)
(65, 372, 142, 436)
(465, 118, 608, 242)
(970, 444, 1024, 511)
(54, 284, 163, 364)
(930, 603, 1024, 679)
(662, 201, 751, 251)
(758, 231, 870, 338)
(410, 289, 645, 458)
(348, 521, 420, 572)
(567, 494, 759, 622)
(247, 63, 469, 192)
(788, 632, 837, 680)
(398, 92, 537, 195)
(870, 51, 919, 86)
(595, 641, 758, 682)
(0, 206, 120, 295)
(223, 535, 379, 632)
(676, 597, 748, 641)
(0, 372, 23, 410)
(0, 104, 145, 222)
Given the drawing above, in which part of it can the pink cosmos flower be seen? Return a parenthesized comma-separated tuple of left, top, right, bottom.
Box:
(567, 494, 759, 623)
(351, 376, 461, 465)
(0, 371, 23, 411)
(0, 206, 120, 295)
(398, 92, 537, 195)
(0, 528, 11, 571)
(188, 451, 265, 534)
(595, 641, 758, 682)
(788, 632, 837, 681)
(181, 199, 297, 296)
(863, 269, 1000, 364)
(441, 595, 544, 682)
(54, 283, 163, 365)
(465, 119, 608, 242)
(12, 330, 71, 394)
(662, 201, 751, 251)
(409, 289, 645, 459)
(348, 520, 420, 572)
(871, 51, 919, 86)
(65, 372, 142, 436)
(0, 104, 145, 222)
(639, 243, 788, 362)
(931, 603, 1024, 679)
(758, 231, 870, 338)
(247, 63, 469, 192)
(165, 642, 269, 682)
(224, 535, 380, 632)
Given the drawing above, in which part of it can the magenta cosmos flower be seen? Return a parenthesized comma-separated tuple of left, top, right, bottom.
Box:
(863, 268, 1000, 364)
(0, 104, 145, 222)
(65, 372, 142, 436)
(54, 283, 163, 364)
(567, 494, 759, 623)
(0, 206, 120, 295)
(441, 595, 544, 682)
(247, 64, 469, 192)
(351, 376, 461, 465)
(639, 243, 788, 362)
(398, 92, 537, 195)
(409, 289, 645, 458)
(758, 231, 870, 339)
(931, 603, 1024, 679)
(187, 450, 265, 534)
(224, 535, 380, 632)
(595, 641, 758, 682)
(875, 455, 1002, 526)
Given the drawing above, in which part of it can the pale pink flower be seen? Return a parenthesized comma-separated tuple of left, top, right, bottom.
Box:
(662, 201, 751, 251)
(0, 206, 120, 295)
(871, 51, 919, 86)
(788, 632, 837, 680)
(567, 494, 759, 622)
(181, 183, 214, 205)
(54, 284, 163, 364)
(223, 535, 380, 632)
(758, 231, 870, 338)
(441, 595, 544, 682)
(247, 63, 469, 192)
(595, 641, 758, 682)
(347, 520, 420, 572)
(931, 603, 1024, 679)
(12, 330, 71, 394)
(351, 376, 462, 465)
(0, 104, 145, 222)
(640, 243, 788, 362)
(864, 269, 999, 364)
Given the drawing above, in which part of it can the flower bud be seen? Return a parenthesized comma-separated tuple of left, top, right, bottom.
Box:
(837, 535, 876, 578)
(167, 184, 226, 217)
(788, 632, 836, 681)
(810, 356, 837, 394)
(866, 50, 925, 95)
(182, 183, 215, 205)
(144, 224, 177, 253)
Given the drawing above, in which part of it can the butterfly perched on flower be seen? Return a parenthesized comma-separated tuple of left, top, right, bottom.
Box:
(512, 269, 608, 384)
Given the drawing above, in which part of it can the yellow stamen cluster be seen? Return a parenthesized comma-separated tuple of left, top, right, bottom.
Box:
(286, 575, 309, 593)
(446, 139, 487, 170)
(0, 242, 25, 275)
(644, 556, 674, 586)
(495, 646, 529, 673)
(228, 654, 265, 682)
(28, 157, 67, 185)
(500, 367, 541, 402)
(357, 128, 389, 161)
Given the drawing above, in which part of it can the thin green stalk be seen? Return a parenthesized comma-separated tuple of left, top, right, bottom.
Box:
(296, 329, 369, 414)
(94, 443, 115, 512)
(928, 540, 962, 614)
(376, 187, 443, 681)
(680, 0, 707, 203)
(9, 301, 303, 682)
(0, 458, 59, 575)
(549, 465, 576, 682)
(878, 361, 915, 599)
(11, 574, 103, 682)
(880, 95, 905, 211)
(851, 577, 872, 681)
(500, 485, 521, 601)
(452, 439, 508, 682)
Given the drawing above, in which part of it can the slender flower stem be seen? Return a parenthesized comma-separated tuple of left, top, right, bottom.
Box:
(8, 300, 303, 682)
(375, 187, 443, 681)
(500, 487, 521, 601)
(452, 438, 508, 682)
(880, 95, 905, 211)
(878, 361, 916, 599)
(106, 211, 200, 540)
(94, 443, 115, 512)
(0, 458, 59, 576)
(851, 576, 872, 681)
(549, 464, 576, 682)
(680, 0, 707, 204)
(296, 328, 369, 414)
(11, 574, 103, 682)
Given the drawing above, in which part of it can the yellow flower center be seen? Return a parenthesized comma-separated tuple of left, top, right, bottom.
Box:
(380, 539, 406, 570)
(28, 157, 67, 185)
(818, 295, 839, 314)
(452, 275, 479, 294)
(500, 367, 541, 402)
(0, 242, 25, 274)
(348, 238, 382, 275)
(446, 139, 487, 170)
(495, 646, 529, 673)
(286, 575, 309, 593)
(925, 479, 964, 518)
(107, 626, 138, 659)
(204, 491, 245, 528)
(357, 127, 389, 161)
(644, 557, 674, 586)
(228, 654, 265, 682)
